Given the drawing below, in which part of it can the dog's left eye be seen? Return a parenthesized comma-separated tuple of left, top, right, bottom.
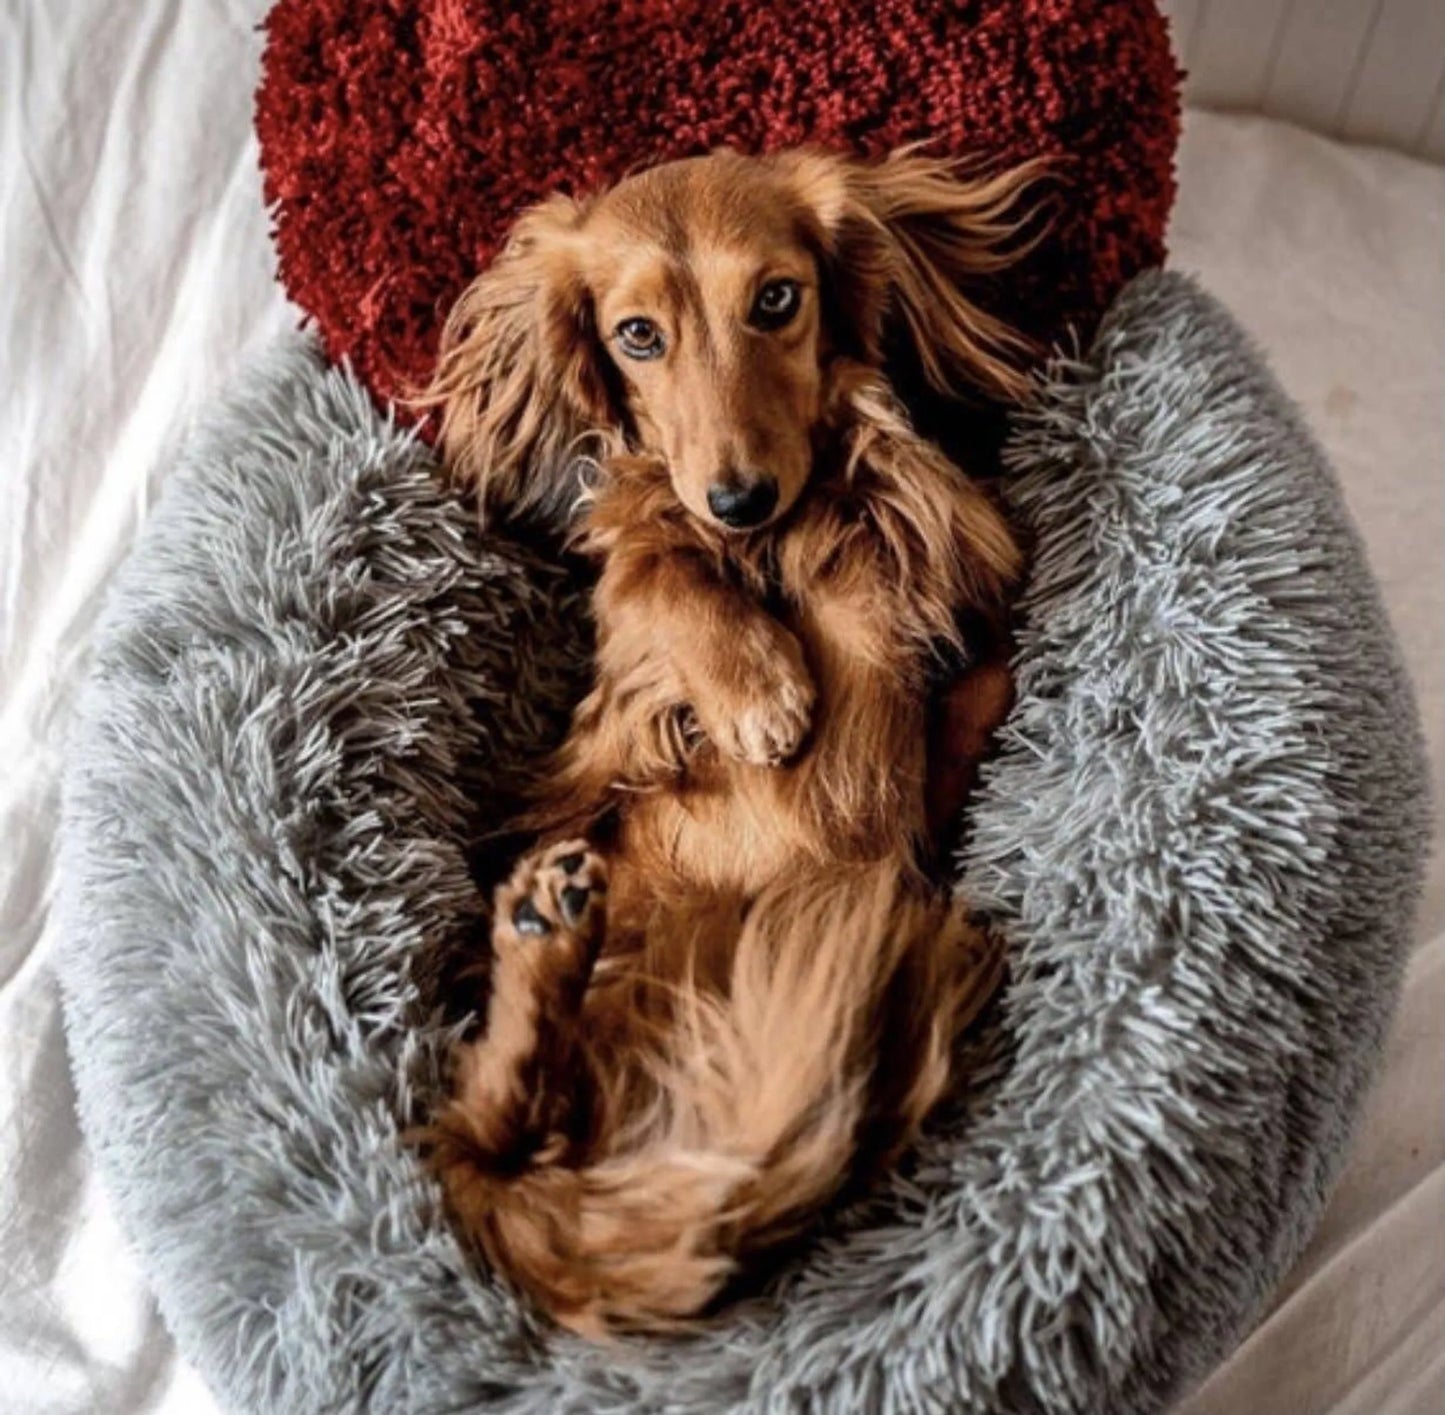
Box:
(615, 317, 666, 360)
(750, 279, 801, 330)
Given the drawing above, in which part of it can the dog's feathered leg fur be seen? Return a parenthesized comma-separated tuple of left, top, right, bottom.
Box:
(435, 861, 1002, 1336)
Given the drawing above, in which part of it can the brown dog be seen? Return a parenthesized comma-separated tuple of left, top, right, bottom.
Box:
(421, 147, 1038, 1336)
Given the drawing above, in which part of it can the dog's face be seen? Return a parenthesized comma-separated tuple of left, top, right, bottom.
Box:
(580, 160, 827, 529)
(426, 148, 1043, 530)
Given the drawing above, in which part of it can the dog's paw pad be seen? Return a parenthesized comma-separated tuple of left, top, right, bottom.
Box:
(495, 839, 608, 952)
(511, 897, 552, 936)
(560, 883, 593, 926)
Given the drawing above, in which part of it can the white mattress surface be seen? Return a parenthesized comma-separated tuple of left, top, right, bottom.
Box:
(1, 5, 1440, 1411)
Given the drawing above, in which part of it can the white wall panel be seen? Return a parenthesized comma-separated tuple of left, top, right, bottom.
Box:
(1187, 0, 1294, 110)
(1421, 74, 1445, 161)
(1159, 0, 1445, 159)
(1264, 0, 1386, 132)
(1165, 0, 1205, 66)
(1341, 0, 1445, 151)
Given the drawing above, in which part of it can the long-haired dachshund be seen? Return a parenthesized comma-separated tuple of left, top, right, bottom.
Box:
(421, 146, 1039, 1336)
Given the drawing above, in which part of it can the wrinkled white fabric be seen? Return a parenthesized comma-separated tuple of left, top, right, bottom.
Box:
(2, 5, 288, 1413)
(0, 3, 1438, 1406)
(1167, 111, 1444, 1415)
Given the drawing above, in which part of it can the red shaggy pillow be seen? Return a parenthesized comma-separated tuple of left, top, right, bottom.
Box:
(255, 0, 1180, 416)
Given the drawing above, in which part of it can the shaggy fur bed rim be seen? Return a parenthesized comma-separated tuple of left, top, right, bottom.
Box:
(57, 272, 1428, 1414)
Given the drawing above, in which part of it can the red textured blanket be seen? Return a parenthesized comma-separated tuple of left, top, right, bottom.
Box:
(256, 0, 1180, 415)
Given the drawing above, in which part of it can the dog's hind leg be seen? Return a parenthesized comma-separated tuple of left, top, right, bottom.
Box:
(437, 839, 607, 1165)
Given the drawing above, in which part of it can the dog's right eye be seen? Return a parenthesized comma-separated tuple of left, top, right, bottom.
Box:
(615, 317, 666, 360)
(749, 278, 801, 331)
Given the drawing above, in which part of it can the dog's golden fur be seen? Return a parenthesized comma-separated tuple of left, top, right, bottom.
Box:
(419, 147, 1038, 1336)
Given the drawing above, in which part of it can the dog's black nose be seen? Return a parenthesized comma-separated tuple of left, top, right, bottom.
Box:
(706, 475, 778, 529)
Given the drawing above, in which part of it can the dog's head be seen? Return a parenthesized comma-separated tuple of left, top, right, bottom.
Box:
(425, 147, 1044, 531)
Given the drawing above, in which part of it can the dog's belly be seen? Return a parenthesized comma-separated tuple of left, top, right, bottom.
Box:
(618, 767, 814, 896)
(619, 697, 928, 899)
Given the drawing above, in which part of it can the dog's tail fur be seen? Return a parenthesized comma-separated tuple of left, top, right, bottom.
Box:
(429, 864, 1002, 1335)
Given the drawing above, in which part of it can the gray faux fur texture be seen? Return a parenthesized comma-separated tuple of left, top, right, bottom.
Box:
(56, 272, 1429, 1414)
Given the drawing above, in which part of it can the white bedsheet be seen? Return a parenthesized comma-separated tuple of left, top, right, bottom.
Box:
(1, 5, 1439, 1410)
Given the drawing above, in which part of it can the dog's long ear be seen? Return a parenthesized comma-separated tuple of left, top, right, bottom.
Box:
(419, 194, 618, 526)
(778, 148, 1049, 404)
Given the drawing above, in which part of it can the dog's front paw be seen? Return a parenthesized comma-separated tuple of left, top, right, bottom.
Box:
(690, 624, 816, 767)
(720, 663, 815, 766)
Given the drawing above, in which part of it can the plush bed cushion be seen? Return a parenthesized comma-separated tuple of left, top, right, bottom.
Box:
(52, 270, 1429, 1414)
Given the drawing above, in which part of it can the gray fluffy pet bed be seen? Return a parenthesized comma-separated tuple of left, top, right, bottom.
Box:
(56, 271, 1429, 1415)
